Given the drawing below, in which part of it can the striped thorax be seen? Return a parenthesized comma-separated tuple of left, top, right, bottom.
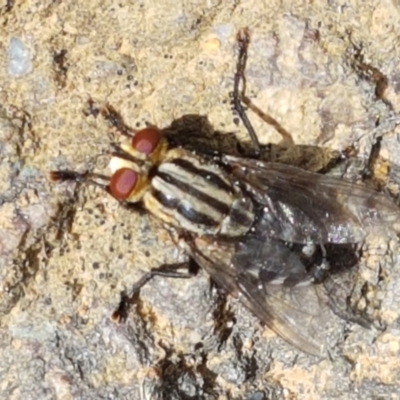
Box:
(108, 127, 255, 237)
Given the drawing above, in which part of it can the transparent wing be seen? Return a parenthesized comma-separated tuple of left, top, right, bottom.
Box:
(223, 156, 400, 244)
(187, 235, 345, 356)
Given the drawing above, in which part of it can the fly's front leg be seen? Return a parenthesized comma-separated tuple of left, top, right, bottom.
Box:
(85, 99, 135, 139)
(49, 170, 113, 241)
(49, 170, 110, 191)
(112, 259, 199, 322)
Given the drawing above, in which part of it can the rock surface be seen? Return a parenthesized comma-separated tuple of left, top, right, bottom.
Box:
(1, 1, 400, 399)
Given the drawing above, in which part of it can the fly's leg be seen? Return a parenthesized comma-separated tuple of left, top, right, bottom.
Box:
(310, 243, 331, 284)
(49, 170, 113, 241)
(51, 170, 199, 322)
(50, 137, 147, 188)
(232, 29, 294, 151)
(361, 135, 381, 181)
(232, 29, 368, 170)
(361, 135, 390, 191)
(108, 142, 144, 165)
(86, 99, 136, 139)
(232, 28, 261, 156)
(49, 162, 141, 202)
(49, 170, 110, 191)
(348, 40, 391, 108)
(299, 241, 331, 284)
(112, 259, 199, 322)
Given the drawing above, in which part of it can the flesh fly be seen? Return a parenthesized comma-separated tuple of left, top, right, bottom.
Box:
(50, 29, 400, 356)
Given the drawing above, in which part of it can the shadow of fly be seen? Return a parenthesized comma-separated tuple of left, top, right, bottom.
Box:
(50, 29, 400, 356)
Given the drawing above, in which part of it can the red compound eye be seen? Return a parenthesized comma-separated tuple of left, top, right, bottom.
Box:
(109, 168, 138, 200)
(131, 127, 161, 155)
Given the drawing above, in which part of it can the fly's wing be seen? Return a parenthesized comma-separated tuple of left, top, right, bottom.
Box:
(187, 235, 339, 356)
(224, 156, 400, 244)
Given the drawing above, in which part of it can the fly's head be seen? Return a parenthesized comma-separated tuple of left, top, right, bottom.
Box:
(108, 127, 168, 203)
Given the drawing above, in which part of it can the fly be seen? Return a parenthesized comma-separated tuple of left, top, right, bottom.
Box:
(50, 29, 400, 356)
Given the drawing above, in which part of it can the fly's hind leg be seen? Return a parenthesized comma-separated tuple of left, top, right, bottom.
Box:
(112, 259, 199, 322)
(308, 242, 331, 284)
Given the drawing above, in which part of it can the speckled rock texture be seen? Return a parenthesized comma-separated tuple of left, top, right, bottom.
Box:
(1, 1, 400, 399)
